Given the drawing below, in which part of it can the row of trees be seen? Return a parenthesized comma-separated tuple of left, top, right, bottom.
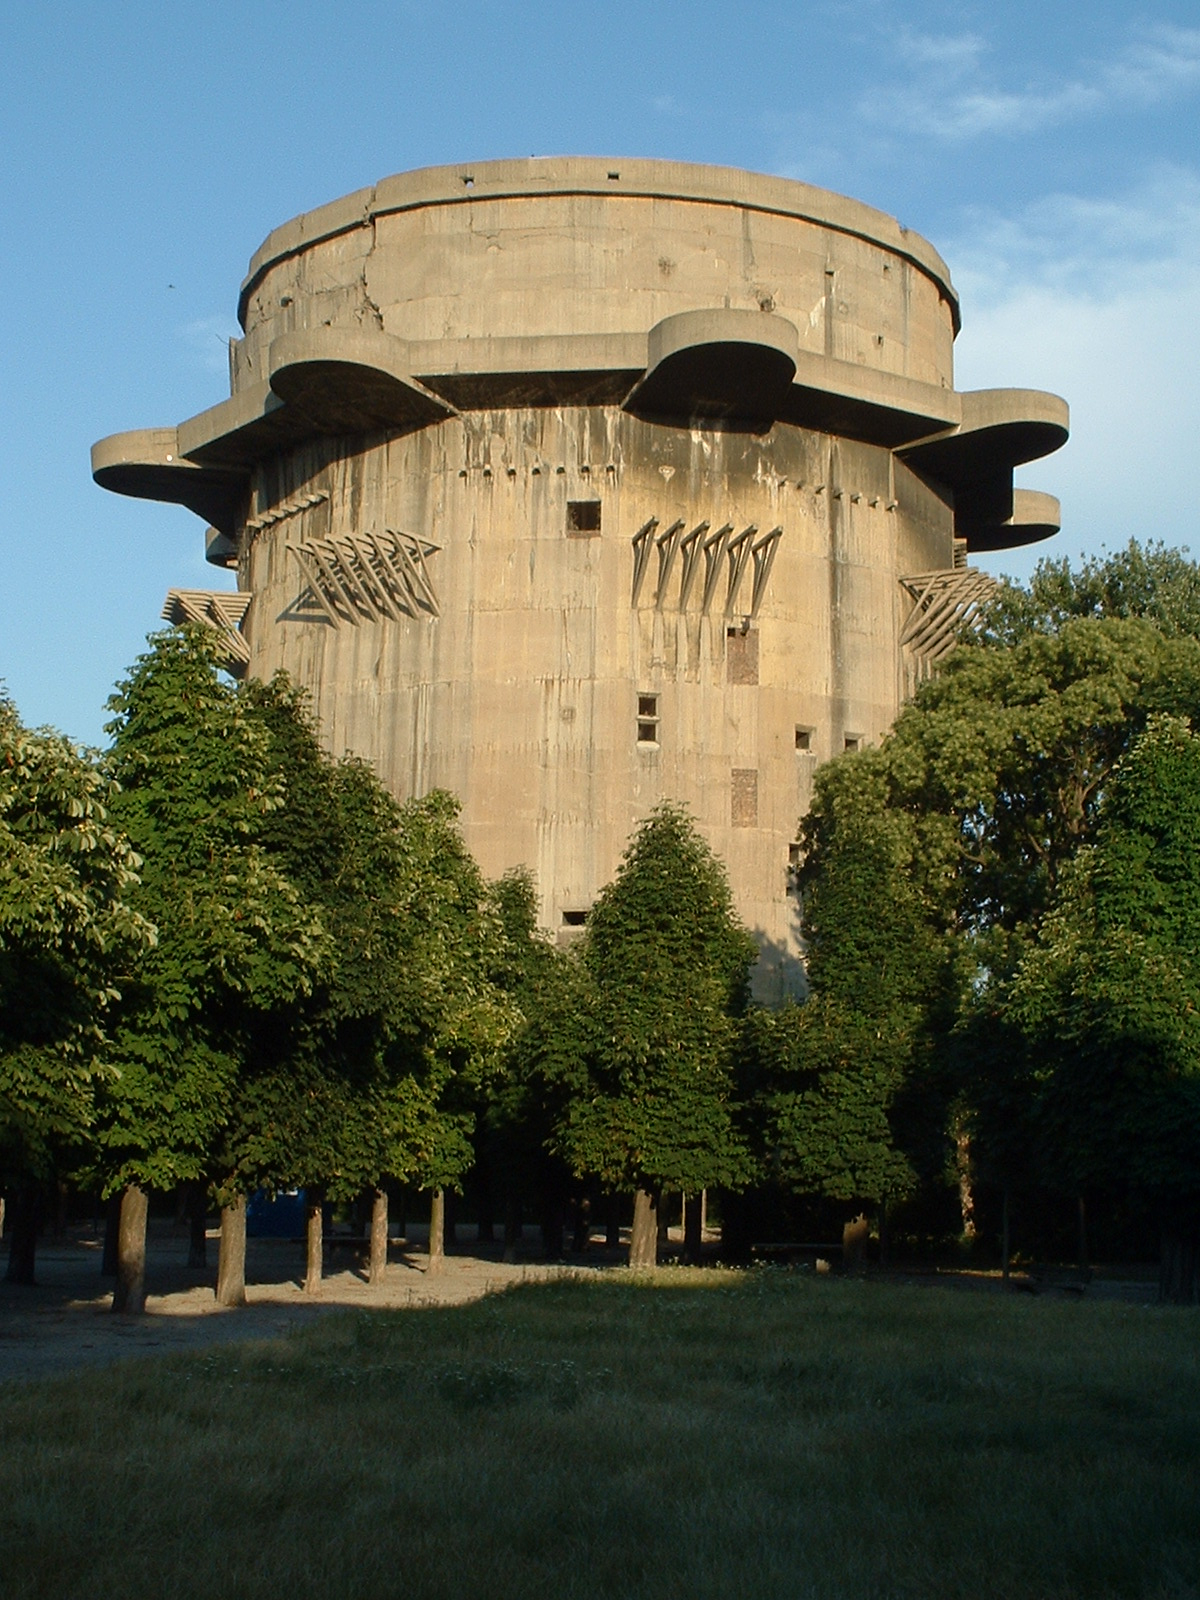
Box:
(786, 542, 1200, 1301)
(1, 630, 761, 1305)
(4, 541, 1200, 1303)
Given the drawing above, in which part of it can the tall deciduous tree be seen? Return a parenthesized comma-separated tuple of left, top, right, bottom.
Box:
(231, 679, 514, 1288)
(555, 804, 757, 1266)
(98, 631, 325, 1313)
(0, 696, 150, 1283)
(793, 557, 1200, 1241)
(1009, 716, 1200, 1302)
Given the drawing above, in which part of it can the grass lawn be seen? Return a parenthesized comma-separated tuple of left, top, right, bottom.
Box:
(1, 1270, 1197, 1599)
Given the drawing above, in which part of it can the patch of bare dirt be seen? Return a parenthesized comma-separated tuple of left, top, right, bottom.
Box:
(0, 1223, 599, 1384)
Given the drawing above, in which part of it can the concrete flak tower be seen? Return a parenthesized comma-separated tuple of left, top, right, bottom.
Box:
(94, 158, 1067, 1001)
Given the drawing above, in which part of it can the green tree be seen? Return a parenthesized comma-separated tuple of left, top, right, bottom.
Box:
(0, 696, 150, 1283)
(98, 631, 325, 1312)
(1008, 716, 1200, 1302)
(555, 804, 757, 1266)
(983, 539, 1200, 648)
(483, 873, 587, 1258)
(793, 576, 1200, 1246)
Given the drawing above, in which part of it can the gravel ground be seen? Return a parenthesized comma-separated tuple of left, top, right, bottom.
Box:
(0, 1223, 599, 1384)
(0, 1223, 1160, 1385)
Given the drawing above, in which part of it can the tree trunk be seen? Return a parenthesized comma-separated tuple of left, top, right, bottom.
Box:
(629, 1188, 659, 1268)
(369, 1188, 389, 1286)
(187, 1182, 209, 1269)
(541, 1196, 564, 1260)
(3, 1184, 40, 1286)
(427, 1188, 445, 1274)
(683, 1192, 703, 1264)
(303, 1189, 323, 1294)
(842, 1212, 869, 1271)
(502, 1195, 521, 1263)
(101, 1192, 120, 1276)
(571, 1193, 591, 1254)
(955, 1118, 976, 1240)
(216, 1195, 247, 1307)
(112, 1184, 149, 1315)
(1160, 1212, 1200, 1305)
(476, 1185, 495, 1245)
(604, 1192, 621, 1250)
(1001, 1185, 1011, 1283)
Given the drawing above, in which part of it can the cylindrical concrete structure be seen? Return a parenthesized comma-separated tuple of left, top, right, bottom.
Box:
(93, 159, 1068, 1000)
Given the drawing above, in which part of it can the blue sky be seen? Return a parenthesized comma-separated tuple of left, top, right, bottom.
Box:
(2, 0, 1198, 745)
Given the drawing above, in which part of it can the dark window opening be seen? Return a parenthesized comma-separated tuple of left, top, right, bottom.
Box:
(562, 910, 588, 927)
(795, 726, 812, 752)
(637, 693, 660, 745)
(844, 735, 861, 753)
(567, 500, 602, 535)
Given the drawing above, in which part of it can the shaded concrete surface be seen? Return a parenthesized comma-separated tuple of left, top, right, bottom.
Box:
(0, 1221, 598, 1385)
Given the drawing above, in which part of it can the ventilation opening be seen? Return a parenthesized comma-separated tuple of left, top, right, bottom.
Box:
(461, 174, 475, 187)
(637, 693, 660, 745)
(561, 910, 587, 927)
(843, 735, 861, 753)
(795, 726, 813, 752)
(567, 500, 602, 535)
(607, 171, 620, 181)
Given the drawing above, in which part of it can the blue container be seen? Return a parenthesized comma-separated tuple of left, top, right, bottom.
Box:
(246, 1188, 307, 1238)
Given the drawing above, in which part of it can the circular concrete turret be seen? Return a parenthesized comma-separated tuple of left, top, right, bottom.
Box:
(93, 159, 1068, 999)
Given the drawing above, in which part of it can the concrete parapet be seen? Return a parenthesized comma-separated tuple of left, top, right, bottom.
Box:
(92, 158, 1068, 999)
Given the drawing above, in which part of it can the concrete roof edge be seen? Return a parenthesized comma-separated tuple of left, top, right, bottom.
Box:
(237, 157, 959, 332)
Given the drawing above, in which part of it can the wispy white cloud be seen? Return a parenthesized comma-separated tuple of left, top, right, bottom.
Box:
(949, 164, 1200, 301)
(864, 21, 1200, 143)
(948, 166, 1200, 581)
(893, 29, 987, 73)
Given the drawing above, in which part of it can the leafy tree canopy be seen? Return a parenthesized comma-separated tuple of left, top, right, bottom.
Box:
(982, 539, 1200, 647)
(0, 695, 150, 1182)
(1008, 716, 1200, 1207)
(95, 630, 326, 1195)
(554, 804, 758, 1196)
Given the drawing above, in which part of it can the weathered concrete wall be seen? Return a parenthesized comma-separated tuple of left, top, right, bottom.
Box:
(242, 406, 952, 1002)
(93, 158, 1068, 1004)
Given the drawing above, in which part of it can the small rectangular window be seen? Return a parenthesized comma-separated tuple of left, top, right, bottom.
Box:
(561, 910, 587, 927)
(567, 500, 602, 535)
(795, 726, 813, 752)
(637, 693, 660, 745)
(843, 735, 861, 753)
(787, 842, 802, 894)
